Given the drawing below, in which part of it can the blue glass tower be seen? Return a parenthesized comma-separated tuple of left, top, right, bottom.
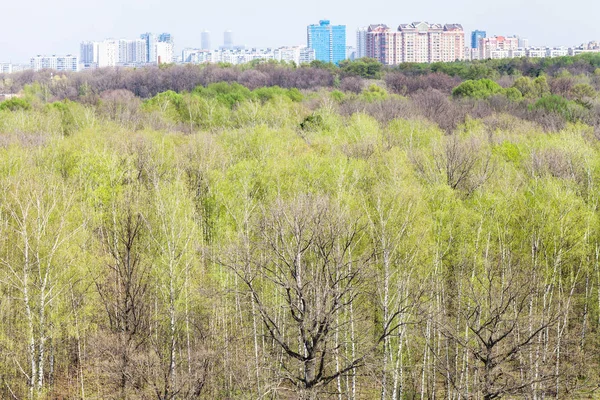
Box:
(307, 20, 347, 65)
(471, 30, 486, 49)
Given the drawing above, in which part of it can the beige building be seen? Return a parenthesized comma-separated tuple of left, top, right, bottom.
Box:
(366, 22, 465, 65)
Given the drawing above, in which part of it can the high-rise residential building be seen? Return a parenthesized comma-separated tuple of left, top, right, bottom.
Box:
(127, 39, 148, 64)
(356, 27, 368, 59)
(307, 20, 347, 65)
(156, 42, 174, 64)
(140, 33, 157, 63)
(223, 30, 234, 50)
(80, 41, 99, 66)
(158, 33, 175, 60)
(201, 30, 211, 51)
(365, 22, 465, 65)
(30, 55, 79, 72)
(365, 24, 397, 65)
(81, 38, 147, 68)
(97, 40, 118, 67)
(471, 30, 486, 49)
(479, 36, 519, 59)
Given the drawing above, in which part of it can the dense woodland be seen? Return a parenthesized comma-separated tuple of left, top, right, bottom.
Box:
(2, 55, 600, 399)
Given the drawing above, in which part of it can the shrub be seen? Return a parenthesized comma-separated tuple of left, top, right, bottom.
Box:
(530, 95, 587, 123)
(452, 79, 503, 99)
(0, 97, 31, 111)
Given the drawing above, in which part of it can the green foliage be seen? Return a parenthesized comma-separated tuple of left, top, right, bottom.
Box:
(532, 76, 551, 97)
(300, 113, 325, 131)
(1, 72, 600, 399)
(0, 97, 31, 111)
(339, 57, 383, 79)
(48, 100, 77, 136)
(361, 84, 388, 102)
(192, 82, 254, 108)
(452, 79, 503, 99)
(253, 86, 303, 103)
(570, 83, 596, 102)
(330, 90, 345, 102)
(530, 94, 587, 122)
(309, 60, 338, 71)
(504, 87, 523, 101)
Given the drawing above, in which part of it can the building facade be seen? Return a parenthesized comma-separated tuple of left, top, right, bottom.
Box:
(0, 63, 13, 74)
(181, 46, 315, 66)
(201, 30, 211, 51)
(80, 41, 97, 66)
(223, 31, 234, 50)
(365, 22, 465, 65)
(307, 20, 347, 65)
(356, 27, 368, 59)
(30, 55, 79, 72)
(479, 36, 519, 59)
(274, 46, 316, 65)
(156, 42, 174, 64)
(140, 33, 157, 63)
(471, 30, 486, 49)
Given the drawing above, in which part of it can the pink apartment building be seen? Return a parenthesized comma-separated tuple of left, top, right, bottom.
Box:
(366, 22, 465, 65)
(479, 36, 519, 59)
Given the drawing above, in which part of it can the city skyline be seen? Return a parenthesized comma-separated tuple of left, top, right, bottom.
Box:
(1, 0, 599, 63)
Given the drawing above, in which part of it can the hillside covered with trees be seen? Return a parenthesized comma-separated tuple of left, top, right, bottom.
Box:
(1, 56, 600, 399)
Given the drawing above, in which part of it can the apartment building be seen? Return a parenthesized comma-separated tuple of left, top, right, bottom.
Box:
(0, 63, 13, 74)
(274, 46, 316, 65)
(365, 22, 465, 65)
(356, 27, 368, 59)
(181, 46, 315, 66)
(30, 55, 79, 72)
(479, 36, 519, 59)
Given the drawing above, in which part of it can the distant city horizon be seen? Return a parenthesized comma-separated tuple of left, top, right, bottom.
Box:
(1, 17, 599, 72)
(1, 0, 599, 65)
(3, 23, 597, 65)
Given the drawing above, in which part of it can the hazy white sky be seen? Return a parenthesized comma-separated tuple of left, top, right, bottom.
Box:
(2, 0, 599, 63)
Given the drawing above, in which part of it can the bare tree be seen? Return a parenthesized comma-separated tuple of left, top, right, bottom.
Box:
(438, 258, 557, 400)
(222, 195, 407, 399)
(94, 191, 152, 398)
(437, 135, 493, 195)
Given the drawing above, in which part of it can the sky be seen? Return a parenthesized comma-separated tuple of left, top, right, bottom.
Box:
(2, 0, 599, 63)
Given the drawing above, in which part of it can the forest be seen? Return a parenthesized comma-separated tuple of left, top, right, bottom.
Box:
(1, 55, 600, 399)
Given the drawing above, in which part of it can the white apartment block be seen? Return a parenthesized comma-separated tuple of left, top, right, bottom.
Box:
(274, 46, 315, 65)
(526, 48, 546, 58)
(113, 39, 148, 65)
(0, 63, 13, 74)
(98, 40, 118, 67)
(156, 42, 173, 64)
(365, 22, 465, 65)
(547, 47, 569, 57)
(356, 27, 368, 59)
(181, 47, 315, 66)
(30, 55, 79, 72)
(489, 50, 510, 59)
(80, 33, 173, 68)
